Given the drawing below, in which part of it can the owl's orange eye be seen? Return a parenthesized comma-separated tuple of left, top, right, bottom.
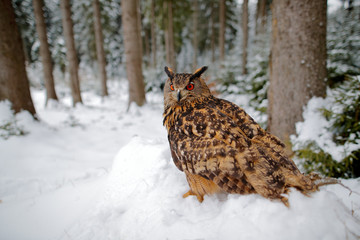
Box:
(186, 83, 194, 91)
(170, 84, 175, 91)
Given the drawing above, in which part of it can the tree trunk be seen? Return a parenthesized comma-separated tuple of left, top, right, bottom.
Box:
(165, 0, 176, 71)
(121, 0, 146, 107)
(0, 0, 36, 116)
(144, 26, 150, 67)
(60, 0, 82, 106)
(268, 0, 327, 143)
(93, 0, 108, 97)
(136, 0, 143, 60)
(165, 20, 170, 68)
(219, 0, 225, 63)
(192, 0, 198, 69)
(210, 1, 216, 63)
(21, 34, 31, 65)
(242, 0, 249, 75)
(33, 0, 58, 104)
(151, 0, 156, 68)
(255, 0, 267, 35)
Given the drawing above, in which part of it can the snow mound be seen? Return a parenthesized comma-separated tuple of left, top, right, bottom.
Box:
(0, 100, 34, 139)
(64, 137, 360, 240)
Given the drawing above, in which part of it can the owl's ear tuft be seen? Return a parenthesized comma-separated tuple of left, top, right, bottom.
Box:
(164, 66, 175, 79)
(191, 66, 208, 80)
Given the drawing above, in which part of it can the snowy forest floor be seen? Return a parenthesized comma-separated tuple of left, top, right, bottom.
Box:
(0, 79, 360, 240)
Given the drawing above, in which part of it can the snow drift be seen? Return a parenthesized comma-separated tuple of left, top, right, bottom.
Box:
(63, 137, 360, 240)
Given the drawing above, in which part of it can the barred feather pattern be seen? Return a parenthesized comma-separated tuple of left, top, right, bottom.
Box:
(163, 69, 317, 205)
(164, 96, 318, 205)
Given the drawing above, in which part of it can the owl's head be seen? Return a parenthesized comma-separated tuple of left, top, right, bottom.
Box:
(163, 66, 211, 109)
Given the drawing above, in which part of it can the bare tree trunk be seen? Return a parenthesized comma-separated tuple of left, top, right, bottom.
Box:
(0, 0, 36, 116)
(242, 0, 249, 75)
(192, 0, 198, 69)
(166, 0, 176, 71)
(93, 0, 108, 97)
(165, 20, 170, 68)
(33, 0, 58, 104)
(136, 0, 143, 60)
(151, 0, 157, 68)
(211, 1, 216, 63)
(255, 0, 267, 35)
(144, 26, 150, 66)
(164, 0, 170, 67)
(219, 0, 225, 63)
(60, 0, 82, 106)
(121, 0, 146, 107)
(268, 0, 327, 143)
(21, 34, 31, 65)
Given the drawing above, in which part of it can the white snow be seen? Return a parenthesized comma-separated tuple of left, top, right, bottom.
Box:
(0, 80, 360, 240)
(291, 88, 360, 162)
(63, 137, 360, 240)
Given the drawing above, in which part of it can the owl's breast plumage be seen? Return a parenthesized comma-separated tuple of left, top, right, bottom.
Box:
(163, 98, 251, 178)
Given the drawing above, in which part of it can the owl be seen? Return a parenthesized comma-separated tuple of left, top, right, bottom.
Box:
(163, 66, 319, 206)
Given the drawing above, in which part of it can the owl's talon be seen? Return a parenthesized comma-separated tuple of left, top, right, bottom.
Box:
(183, 190, 193, 198)
(183, 190, 204, 202)
(280, 196, 289, 207)
(196, 195, 204, 202)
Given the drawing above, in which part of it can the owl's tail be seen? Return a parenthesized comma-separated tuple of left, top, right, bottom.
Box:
(282, 171, 341, 196)
(289, 172, 356, 199)
(307, 172, 336, 187)
(307, 172, 356, 195)
(278, 172, 355, 207)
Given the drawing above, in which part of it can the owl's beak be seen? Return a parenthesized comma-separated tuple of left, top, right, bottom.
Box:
(177, 90, 181, 102)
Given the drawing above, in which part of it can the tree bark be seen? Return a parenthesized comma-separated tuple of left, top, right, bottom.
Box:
(219, 0, 225, 63)
(165, 0, 176, 71)
(121, 0, 146, 107)
(33, 0, 58, 104)
(151, 0, 156, 68)
(192, 0, 198, 69)
(60, 0, 82, 106)
(93, 0, 108, 97)
(165, 15, 170, 68)
(136, 0, 143, 60)
(268, 0, 327, 143)
(255, 0, 267, 35)
(242, 0, 249, 75)
(0, 0, 36, 116)
(210, 1, 216, 63)
(144, 26, 150, 66)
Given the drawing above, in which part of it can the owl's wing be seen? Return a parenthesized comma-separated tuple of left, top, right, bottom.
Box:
(168, 104, 314, 199)
(167, 106, 257, 194)
(211, 96, 299, 171)
(210, 96, 265, 139)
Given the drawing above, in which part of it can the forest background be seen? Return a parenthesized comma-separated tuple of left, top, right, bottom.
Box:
(0, 0, 360, 239)
(1, 0, 360, 188)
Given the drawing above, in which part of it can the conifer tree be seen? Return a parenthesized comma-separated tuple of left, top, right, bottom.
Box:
(121, 0, 146, 107)
(150, 0, 157, 68)
(242, 0, 249, 75)
(93, 0, 108, 97)
(219, 0, 225, 62)
(33, 0, 58, 104)
(268, 0, 327, 143)
(0, 0, 36, 116)
(60, 0, 82, 106)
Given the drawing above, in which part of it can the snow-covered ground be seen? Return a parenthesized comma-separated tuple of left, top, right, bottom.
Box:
(0, 80, 359, 240)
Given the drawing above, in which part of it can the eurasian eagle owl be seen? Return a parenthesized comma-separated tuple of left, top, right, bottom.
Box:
(163, 66, 318, 206)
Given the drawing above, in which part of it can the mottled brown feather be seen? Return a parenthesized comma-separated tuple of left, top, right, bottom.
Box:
(163, 67, 317, 205)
